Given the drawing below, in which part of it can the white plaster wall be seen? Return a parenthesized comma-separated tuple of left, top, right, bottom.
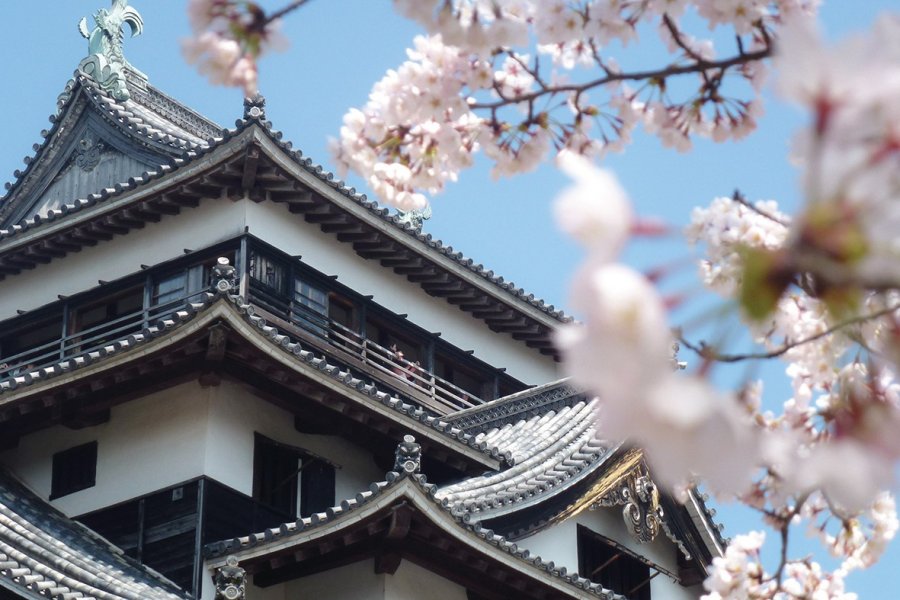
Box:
(0, 378, 385, 517)
(0, 196, 558, 385)
(0, 381, 210, 516)
(282, 559, 385, 600)
(385, 561, 468, 600)
(0, 198, 247, 320)
(203, 379, 384, 501)
(244, 200, 559, 385)
(521, 508, 702, 600)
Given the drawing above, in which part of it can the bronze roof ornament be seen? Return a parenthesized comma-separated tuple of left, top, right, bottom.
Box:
(77, 0, 145, 102)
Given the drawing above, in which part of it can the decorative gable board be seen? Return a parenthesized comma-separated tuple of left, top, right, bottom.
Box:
(4, 108, 170, 227)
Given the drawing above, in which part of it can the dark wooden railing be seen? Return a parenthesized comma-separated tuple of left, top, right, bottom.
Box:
(248, 286, 482, 414)
(0, 290, 207, 381)
(0, 277, 482, 414)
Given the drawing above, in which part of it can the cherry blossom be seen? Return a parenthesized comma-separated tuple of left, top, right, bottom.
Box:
(328, 0, 803, 206)
(182, 2, 900, 597)
(182, 0, 288, 95)
(182, 31, 258, 95)
(552, 151, 632, 259)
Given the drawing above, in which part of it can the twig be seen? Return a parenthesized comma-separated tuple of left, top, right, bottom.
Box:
(469, 45, 772, 110)
(266, 0, 314, 24)
(731, 189, 789, 227)
(678, 303, 900, 363)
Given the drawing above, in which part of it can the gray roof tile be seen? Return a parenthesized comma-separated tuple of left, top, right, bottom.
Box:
(203, 461, 624, 600)
(0, 468, 187, 600)
(0, 291, 506, 465)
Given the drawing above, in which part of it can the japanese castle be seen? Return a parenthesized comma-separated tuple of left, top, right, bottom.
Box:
(0, 2, 725, 599)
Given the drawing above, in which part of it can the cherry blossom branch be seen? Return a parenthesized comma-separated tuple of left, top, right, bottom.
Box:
(677, 303, 900, 363)
(265, 0, 314, 24)
(769, 493, 809, 587)
(731, 190, 790, 227)
(662, 15, 707, 64)
(469, 45, 772, 111)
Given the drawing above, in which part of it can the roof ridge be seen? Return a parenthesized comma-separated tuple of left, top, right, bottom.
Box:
(0, 287, 511, 466)
(447, 380, 585, 433)
(204, 438, 625, 600)
(0, 72, 225, 228)
(0, 467, 188, 599)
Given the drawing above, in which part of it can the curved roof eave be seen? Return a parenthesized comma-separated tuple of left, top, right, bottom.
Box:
(0, 120, 567, 356)
(0, 292, 505, 471)
(205, 469, 624, 600)
(0, 73, 221, 227)
(0, 467, 189, 600)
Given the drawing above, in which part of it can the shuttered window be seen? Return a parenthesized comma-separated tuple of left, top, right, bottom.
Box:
(51, 442, 98, 500)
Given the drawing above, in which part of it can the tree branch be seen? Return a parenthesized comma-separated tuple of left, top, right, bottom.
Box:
(470, 46, 772, 110)
(678, 303, 900, 363)
(731, 189, 790, 227)
(265, 0, 314, 24)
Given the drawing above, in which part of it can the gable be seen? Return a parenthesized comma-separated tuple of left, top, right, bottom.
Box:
(0, 73, 218, 229)
(10, 113, 163, 225)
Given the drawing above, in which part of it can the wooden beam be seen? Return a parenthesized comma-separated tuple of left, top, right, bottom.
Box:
(374, 552, 402, 575)
(242, 146, 261, 191)
(61, 408, 111, 430)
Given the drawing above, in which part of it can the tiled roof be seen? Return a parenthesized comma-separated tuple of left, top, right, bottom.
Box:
(238, 99, 571, 325)
(0, 72, 221, 225)
(438, 394, 613, 516)
(447, 378, 584, 433)
(0, 289, 509, 467)
(0, 94, 570, 329)
(80, 74, 215, 150)
(204, 456, 625, 600)
(0, 468, 187, 600)
(442, 381, 729, 554)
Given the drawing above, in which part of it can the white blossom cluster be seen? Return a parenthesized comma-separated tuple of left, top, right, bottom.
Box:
(777, 15, 900, 289)
(554, 15, 900, 597)
(331, 35, 490, 210)
(182, 0, 286, 95)
(702, 531, 774, 599)
(688, 192, 900, 508)
(553, 153, 760, 496)
(702, 529, 862, 600)
(686, 196, 790, 295)
(331, 0, 812, 208)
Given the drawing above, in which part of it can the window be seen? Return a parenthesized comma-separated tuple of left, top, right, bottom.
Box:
(0, 313, 63, 375)
(249, 251, 287, 294)
(578, 525, 652, 600)
(292, 278, 329, 336)
(299, 459, 335, 518)
(328, 294, 355, 331)
(434, 352, 489, 400)
(51, 441, 98, 499)
(253, 434, 336, 519)
(150, 265, 208, 310)
(71, 287, 143, 349)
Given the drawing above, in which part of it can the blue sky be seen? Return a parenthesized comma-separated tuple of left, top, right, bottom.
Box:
(2, 1, 898, 596)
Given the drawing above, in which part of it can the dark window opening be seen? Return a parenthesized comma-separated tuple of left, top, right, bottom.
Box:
(578, 525, 652, 600)
(0, 313, 63, 376)
(328, 294, 355, 331)
(328, 294, 359, 353)
(252, 434, 336, 519)
(292, 278, 329, 336)
(152, 255, 230, 319)
(300, 459, 336, 518)
(249, 251, 288, 295)
(434, 352, 489, 399)
(70, 287, 143, 349)
(51, 441, 98, 500)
